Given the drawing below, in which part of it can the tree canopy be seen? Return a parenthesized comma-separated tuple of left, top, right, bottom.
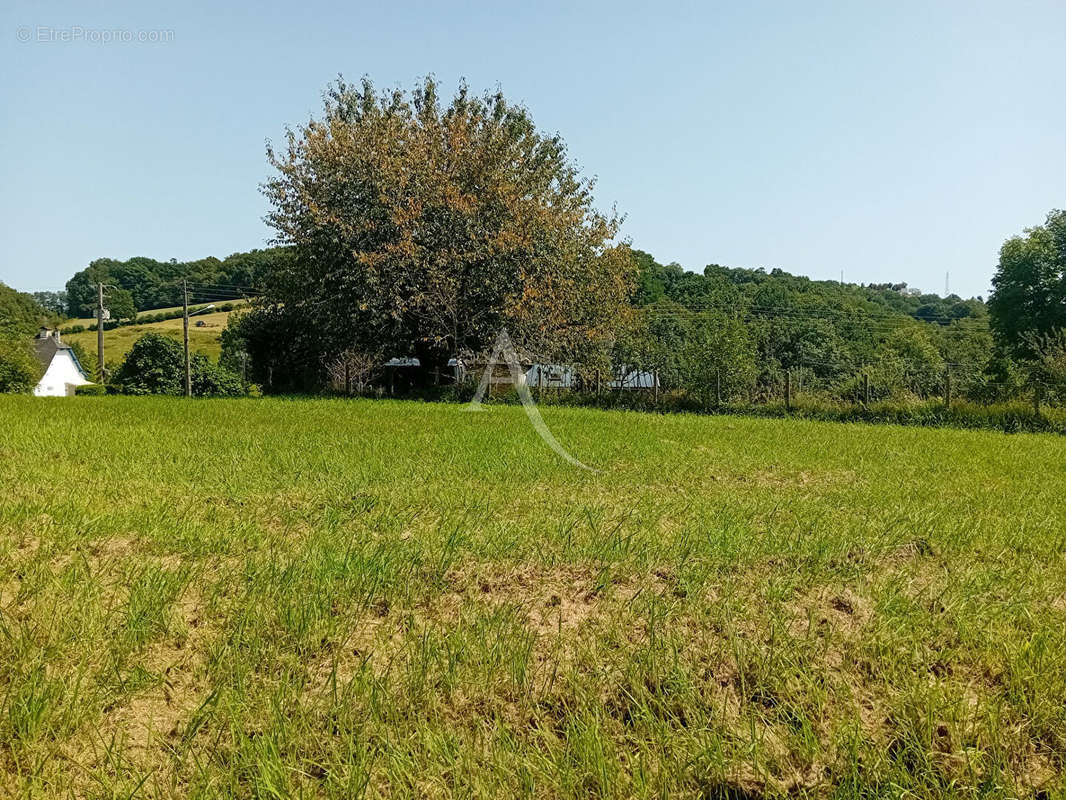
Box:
(988, 209, 1066, 357)
(258, 76, 635, 386)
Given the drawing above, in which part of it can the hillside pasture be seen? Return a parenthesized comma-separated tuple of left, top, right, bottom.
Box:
(64, 309, 236, 363)
(0, 396, 1064, 798)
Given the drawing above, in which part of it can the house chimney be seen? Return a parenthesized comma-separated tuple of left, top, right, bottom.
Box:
(52, 329, 62, 343)
(37, 326, 50, 339)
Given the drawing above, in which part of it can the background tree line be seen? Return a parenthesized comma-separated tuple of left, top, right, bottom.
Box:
(62, 247, 292, 318)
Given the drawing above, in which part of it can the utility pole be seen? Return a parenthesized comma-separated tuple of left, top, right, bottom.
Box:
(96, 282, 105, 380)
(183, 279, 192, 398)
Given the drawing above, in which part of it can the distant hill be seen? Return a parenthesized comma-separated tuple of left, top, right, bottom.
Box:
(63, 247, 292, 317)
(632, 250, 986, 324)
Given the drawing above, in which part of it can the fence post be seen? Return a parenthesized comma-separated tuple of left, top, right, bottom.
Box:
(785, 370, 792, 412)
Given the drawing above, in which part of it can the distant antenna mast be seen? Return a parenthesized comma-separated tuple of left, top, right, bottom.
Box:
(945, 271, 950, 296)
(840, 269, 844, 286)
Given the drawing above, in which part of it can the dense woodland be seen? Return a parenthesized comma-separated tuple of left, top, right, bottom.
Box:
(61, 248, 291, 317)
(612, 251, 1000, 402)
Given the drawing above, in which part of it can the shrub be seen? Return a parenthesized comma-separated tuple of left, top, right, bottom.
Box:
(113, 333, 185, 395)
(75, 383, 107, 396)
(191, 354, 245, 397)
(113, 332, 246, 397)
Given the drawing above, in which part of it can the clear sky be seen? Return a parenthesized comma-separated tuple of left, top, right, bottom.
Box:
(2, 0, 1063, 299)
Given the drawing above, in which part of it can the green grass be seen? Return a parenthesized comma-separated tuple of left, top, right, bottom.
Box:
(64, 309, 235, 364)
(1, 395, 1064, 798)
(66, 299, 248, 329)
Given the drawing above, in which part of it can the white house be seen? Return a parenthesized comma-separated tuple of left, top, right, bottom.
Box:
(33, 328, 93, 397)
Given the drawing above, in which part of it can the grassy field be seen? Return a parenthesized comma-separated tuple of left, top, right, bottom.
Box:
(64, 309, 236, 364)
(66, 300, 248, 329)
(1, 396, 1064, 798)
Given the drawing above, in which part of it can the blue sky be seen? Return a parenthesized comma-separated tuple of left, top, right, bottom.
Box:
(2, 0, 1063, 299)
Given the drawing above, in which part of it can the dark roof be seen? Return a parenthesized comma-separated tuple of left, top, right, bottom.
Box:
(33, 333, 89, 379)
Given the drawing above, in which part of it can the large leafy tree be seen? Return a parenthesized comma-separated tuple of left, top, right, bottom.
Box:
(261, 76, 635, 384)
(988, 210, 1066, 357)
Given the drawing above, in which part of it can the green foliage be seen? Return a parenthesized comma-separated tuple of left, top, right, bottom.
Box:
(681, 312, 758, 401)
(614, 304, 757, 400)
(191, 353, 245, 397)
(74, 383, 107, 396)
(260, 76, 635, 390)
(1022, 329, 1066, 404)
(989, 209, 1066, 356)
(221, 307, 318, 393)
(0, 282, 50, 338)
(105, 288, 137, 322)
(0, 284, 49, 394)
(113, 332, 244, 397)
(63, 248, 290, 316)
(113, 333, 184, 395)
(620, 252, 1000, 404)
(878, 326, 945, 397)
(0, 338, 41, 394)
